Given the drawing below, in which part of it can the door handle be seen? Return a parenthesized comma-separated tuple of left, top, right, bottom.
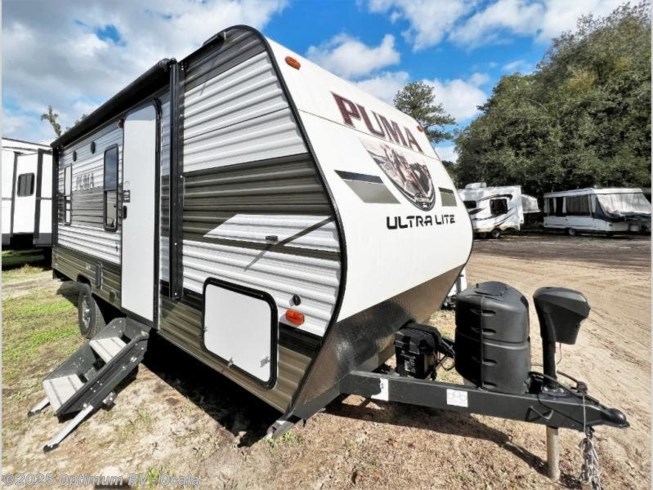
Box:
(122, 205, 128, 219)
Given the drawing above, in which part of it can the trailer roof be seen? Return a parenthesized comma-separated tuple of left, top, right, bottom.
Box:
(543, 188, 646, 197)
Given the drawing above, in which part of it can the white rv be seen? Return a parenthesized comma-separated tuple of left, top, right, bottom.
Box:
(2, 137, 53, 248)
(543, 188, 651, 236)
(30, 26, 626, 458)
(458, 183, 533, 238)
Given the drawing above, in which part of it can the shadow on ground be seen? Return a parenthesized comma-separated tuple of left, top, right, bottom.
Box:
(2, 249, 51, 270)
(142, 334, 280, 447)
(326, 398, 581, 488)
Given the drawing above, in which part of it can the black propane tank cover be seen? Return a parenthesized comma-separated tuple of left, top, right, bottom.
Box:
(454, 281, 531, 393)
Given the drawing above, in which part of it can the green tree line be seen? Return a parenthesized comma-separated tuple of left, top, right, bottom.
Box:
(455, 3, 651, 196)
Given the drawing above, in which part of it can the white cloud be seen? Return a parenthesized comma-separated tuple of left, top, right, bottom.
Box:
(367, 0, 625, 49)
(469, 72, 490, 86)
(368, 0, 473, 50)
(425, 75, 487, 122)
(434, 144, 458, 163)
(354, 71, 410, 103)
(306, 34, 400, 79)
(536, 0, 625, 42)
(451, 0, 544, 47)
(3, 0, 287, 142)
(502, 59, 533, 73)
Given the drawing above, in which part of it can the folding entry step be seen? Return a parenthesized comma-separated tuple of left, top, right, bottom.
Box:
(28, 317, 150, 452)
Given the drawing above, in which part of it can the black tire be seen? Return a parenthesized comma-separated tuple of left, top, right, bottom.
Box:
(478, 232, 488, 239)
(566, 228, 577, 237)
(78, 283, 105, 339)
(490, 228, 501, 239)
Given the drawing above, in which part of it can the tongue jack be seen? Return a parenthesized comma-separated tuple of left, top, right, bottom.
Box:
(533, 286, 591, 480)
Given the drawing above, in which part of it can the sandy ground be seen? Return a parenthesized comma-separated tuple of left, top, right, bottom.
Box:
(2, 235, 650, 489)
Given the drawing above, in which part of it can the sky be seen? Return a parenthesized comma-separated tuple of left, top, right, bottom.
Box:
(2, 0, 626, 161)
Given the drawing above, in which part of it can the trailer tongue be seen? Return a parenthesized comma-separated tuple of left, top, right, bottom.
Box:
(271, 281, 627, 435)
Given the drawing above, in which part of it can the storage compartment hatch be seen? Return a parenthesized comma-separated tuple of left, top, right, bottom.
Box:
(203, 281, 277, 386)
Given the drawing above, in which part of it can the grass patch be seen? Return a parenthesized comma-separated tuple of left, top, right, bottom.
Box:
(2, 289, 81, 386)
(2, 263, 47, 284)
(267, 429, 304, 447)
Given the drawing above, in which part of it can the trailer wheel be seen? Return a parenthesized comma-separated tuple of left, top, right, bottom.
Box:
(490, 228, 502, 239)
(78, 283, 105, 339)
(566, 228, 577, 237)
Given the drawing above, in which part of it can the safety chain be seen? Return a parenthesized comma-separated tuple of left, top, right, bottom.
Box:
(579, 396, 602, 490)
(579, 428, 602, 489)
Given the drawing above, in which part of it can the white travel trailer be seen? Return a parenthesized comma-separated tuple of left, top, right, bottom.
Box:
(29, 26, 626, 466)
(543, 188, 651, 235)
(459, 183, 529, 238)
(2, 138, 53, 248)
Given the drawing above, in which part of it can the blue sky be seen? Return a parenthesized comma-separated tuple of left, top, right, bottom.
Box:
(2, 0, 625, 161)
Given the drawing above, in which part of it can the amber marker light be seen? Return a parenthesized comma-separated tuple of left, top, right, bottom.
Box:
(285, 309, 305, 326)
(417, 125, 425, 132)
(285, 56, 301, 70)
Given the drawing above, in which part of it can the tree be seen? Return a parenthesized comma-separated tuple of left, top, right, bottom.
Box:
(40, 105, 62, 137)
(40, 106, 88, 138)
(394, 81, 456, 144)
(456, 3, 651, 196)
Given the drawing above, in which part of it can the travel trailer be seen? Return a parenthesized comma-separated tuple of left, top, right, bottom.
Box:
(2, 138, 53, 248)
(458, 183, 539, 238)
(30, 26, 626, 473)
(543, 188, 651, 236)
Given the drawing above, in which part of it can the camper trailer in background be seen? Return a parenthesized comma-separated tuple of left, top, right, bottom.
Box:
(2, 137, 53, 248)
(543, 188, 651, 236)
(458, 183, 539, 238)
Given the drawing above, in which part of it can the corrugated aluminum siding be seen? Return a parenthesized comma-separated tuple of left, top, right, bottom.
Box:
(58, 126, 122, 264)
(158, 28, 341, 410)
(183, 48, 305, 172)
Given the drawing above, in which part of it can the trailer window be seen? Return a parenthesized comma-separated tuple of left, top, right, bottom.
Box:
(103, 145, 119, 231)
(64, 165, 72, 225)
(565, 195, 590, 216)
(490, 198, 508, 216)
(555, 197, 565, 216)
(16, 173, 35, 197)
(463, 200, 477, 209)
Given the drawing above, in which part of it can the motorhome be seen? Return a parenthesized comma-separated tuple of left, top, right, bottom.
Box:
(2, 137, 53, 248)
(543, 188, 651, 236)
(29, 26, 626, 467)
(458, 183, 539, 238)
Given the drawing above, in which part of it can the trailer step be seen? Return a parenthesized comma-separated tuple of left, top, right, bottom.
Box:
(43, 375, 83, 411)
(28, 317, 150, 451)
(90, 336, 127, 363)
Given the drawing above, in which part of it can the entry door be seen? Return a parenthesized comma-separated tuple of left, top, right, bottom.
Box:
(121, 104, 157, 323)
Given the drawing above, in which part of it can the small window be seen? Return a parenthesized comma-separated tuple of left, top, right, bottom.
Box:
(63, 165, 72, 225)
(103, 146, 119, 231)
(490, 198, 508, 216)
(17, 173, 35, 197)
(464, 200, 477, 209)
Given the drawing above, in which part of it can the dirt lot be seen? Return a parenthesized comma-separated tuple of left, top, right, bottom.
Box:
(2, 235, 650, 489)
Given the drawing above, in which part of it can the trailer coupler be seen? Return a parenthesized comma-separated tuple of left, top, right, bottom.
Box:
(339, 370, 628, 431)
